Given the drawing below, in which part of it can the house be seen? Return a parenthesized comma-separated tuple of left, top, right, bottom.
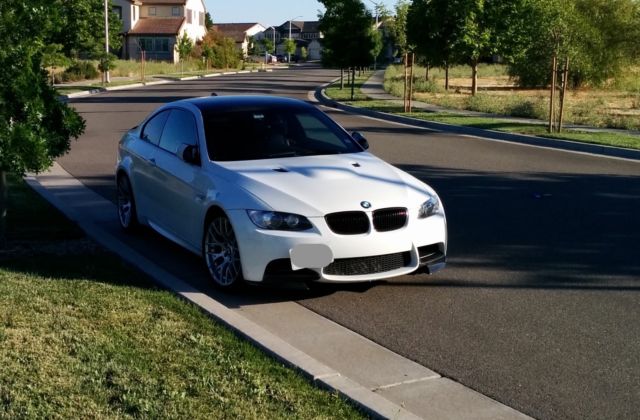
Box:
(211, 23, 266, 57)
(255, 21, 323, 61)
(112, 0, 207, 62)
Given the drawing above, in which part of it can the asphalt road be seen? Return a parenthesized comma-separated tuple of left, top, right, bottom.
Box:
(59, 65, 640, 419)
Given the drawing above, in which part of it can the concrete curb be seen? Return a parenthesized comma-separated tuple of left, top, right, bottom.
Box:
(57, 68, 274, 101)
(24, 163, 421, 420)
(314, 84, 640, 162)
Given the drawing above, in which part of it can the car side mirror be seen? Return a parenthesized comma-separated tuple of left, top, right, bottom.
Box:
(178, 143, 200, 166)
(351, 131, 369, 150)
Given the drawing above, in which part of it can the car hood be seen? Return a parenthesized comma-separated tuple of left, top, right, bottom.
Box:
(215, 153, 430, 216)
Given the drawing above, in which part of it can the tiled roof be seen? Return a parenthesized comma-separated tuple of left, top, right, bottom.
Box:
(213, 23, 260, 33)
(129, 17, 185, 35)
(277, 20, 320, 33)
(222, 31, 247, 43)
(140, 0, 187, 4)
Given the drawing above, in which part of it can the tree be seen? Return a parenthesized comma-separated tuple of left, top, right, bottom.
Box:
(508, 0, 640, 88)
(452, 0, 495, 96)
(407, 0, 460, 89)
(570, 0, 640, 85)
(300, 46, 309, 61)
(205, 12, 214, 30)
(0, 0, 85, 247)
(46, 0, 122, 57)
(284, 38, 296, 60)
(41, 43, 70, 85)
(388, 0, 411, 58)
(261, 37, 275, 58)
(370, 25, 383, 67)
(96, 51, 118, 84)
(175, 33, 193, 75)
(201, 30, 241, 69)
(202, 44, 214, 69)
(319, 0, 376, 99)
(247, 36, 259, 56)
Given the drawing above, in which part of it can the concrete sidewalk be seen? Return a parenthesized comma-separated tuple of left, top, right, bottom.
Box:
(361, 70, 640, 137)
(27, 163, 531, 420)
(56, 68, 275, 101)
(316, 71, 640, 162)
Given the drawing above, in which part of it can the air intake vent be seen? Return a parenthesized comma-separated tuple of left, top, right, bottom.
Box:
(325, 211, 369, 235)
(323, 251, 411, 276)
(373, 207, 408, 232)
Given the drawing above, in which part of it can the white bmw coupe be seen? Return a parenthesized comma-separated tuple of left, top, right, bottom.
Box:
(116, 96, 447, 288)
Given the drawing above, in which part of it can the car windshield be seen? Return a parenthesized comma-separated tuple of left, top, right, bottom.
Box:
(201, 106, 363, 161)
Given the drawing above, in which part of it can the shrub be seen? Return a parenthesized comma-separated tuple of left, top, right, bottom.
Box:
(60, 61, 99, 82)
(413, 77, 441, 94)
(467, 94, 503, 114)
(509, 98, 547, 119)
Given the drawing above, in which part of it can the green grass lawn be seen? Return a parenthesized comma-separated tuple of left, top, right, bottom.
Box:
(325, 77, 640, 151)
(325, 72, 373, 102)
(0, 177, 365, 419)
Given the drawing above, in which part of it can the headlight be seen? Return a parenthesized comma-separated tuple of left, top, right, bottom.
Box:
(247, 210, 313, 231)
(418, 193, 440, 218)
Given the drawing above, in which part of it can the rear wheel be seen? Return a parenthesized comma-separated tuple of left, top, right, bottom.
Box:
(203, 214, 243, 289)
(117, 174, 138, 231)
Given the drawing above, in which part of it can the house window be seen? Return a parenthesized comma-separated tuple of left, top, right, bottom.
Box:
(154, 38, 169, 52)
(149, 7, 156, 16)
(112, 6, 122, 20)
(186, 8, 192, 23)
(199, 12, 204, 26)
(139, 38, 169, 53)
(172, 6, 180, 16)
(139, 38, 153, 51)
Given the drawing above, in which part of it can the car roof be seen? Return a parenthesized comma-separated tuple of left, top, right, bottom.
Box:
(177, 95, 315, 113)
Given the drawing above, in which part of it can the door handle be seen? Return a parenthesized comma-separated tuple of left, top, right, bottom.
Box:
(147, 157, 156, 166)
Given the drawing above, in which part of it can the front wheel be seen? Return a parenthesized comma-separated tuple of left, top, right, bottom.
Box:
(117, 174, 138, 231)
(203, 214, 243, 289)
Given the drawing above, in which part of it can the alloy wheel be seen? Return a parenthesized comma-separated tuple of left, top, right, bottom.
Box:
(204, 216, 242, 287)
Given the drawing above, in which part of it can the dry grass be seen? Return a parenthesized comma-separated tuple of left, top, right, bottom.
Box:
(385, 65, 640, 131)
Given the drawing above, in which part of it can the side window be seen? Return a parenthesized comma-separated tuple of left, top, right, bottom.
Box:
(159, 109, 198, 154)
(296, 112, 346, 147)
(141, 110, 170, 145)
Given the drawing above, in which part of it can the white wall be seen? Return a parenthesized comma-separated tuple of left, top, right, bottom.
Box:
(182, 0, 206, 41)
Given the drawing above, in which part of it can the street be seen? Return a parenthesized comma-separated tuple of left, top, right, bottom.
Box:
(59, 65, 640, 419)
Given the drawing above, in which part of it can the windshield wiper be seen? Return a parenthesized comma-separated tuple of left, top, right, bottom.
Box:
(266, 151, 298, 158)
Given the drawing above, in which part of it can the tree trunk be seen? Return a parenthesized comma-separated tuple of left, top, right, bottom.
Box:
(445, 63, 450, 91)
(471, 60, 479, 96)
(403, 54, 408, 112)
(408, 53, 414, 112)
(558, 57, 570, 133)
(548, 54, 557, 133)
(0, 170, 7, 249)
(425, 64, 429, 80)
(340, 68, 344, 89)
(350, 68, 356, 100)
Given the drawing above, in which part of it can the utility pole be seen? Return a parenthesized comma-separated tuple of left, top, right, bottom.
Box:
(367, 0, 382, 70)
(104, 0, 110, 83)
(288, 16, 302, 63)
(272, 26, 276, 56)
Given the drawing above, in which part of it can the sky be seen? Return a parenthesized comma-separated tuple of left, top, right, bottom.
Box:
(204, 0, 399, 27)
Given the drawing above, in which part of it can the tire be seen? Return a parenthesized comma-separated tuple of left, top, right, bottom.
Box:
(117, 174, 138, 231)
(203, 214, 243, 289)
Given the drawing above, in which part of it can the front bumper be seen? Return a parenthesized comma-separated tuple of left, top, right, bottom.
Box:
(227, 209, 447, 283)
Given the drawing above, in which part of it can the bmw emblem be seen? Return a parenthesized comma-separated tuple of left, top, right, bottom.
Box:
(360, 201, 372, 209)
